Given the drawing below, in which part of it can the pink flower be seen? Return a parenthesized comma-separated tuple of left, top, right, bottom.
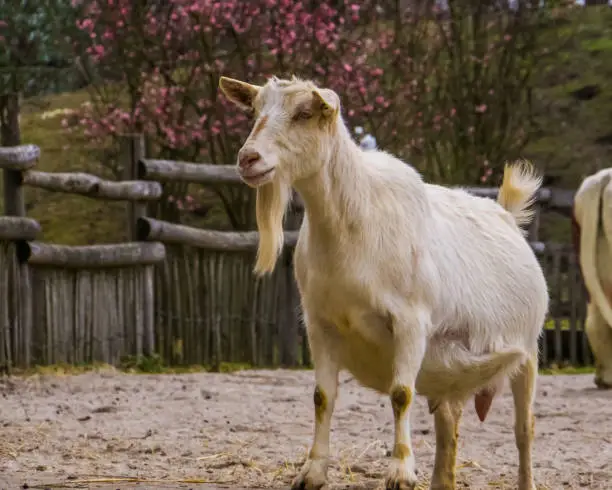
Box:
(67, 0, 527, 191)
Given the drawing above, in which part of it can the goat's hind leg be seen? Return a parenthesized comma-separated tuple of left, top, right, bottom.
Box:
(585, 303, 612, 388)
(429, 400, 463, 490)
(510, 354, 537, 490)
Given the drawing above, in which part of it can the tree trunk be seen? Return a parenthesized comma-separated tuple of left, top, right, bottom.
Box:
(0, 93, 21, 146)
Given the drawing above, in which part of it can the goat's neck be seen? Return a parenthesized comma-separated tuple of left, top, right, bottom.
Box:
(293, 123, 366, 232)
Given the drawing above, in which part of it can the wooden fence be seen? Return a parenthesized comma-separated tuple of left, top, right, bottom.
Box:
(0, 136, 591, 372)
(0, 143, 166, 369)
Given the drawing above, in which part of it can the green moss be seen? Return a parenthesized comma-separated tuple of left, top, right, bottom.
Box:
(8, 358, 261, 376)
(540, 365, 595, 376)
(581, 37, 612, 54)
(15, 89, 126, 245)
(544, 318, 572, 330)
(524, 6, 612, 242)
(8, 360, 594, 378)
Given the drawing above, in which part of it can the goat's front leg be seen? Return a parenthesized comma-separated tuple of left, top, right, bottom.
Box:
(385, 306, 429, 490)
(291, 323, 339, 490)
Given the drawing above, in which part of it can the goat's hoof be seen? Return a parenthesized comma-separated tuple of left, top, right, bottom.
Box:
(384, 460, 418, 490)
(429, 483, 455, 490)
(429, 475, 455, 490)
(291, 458, 328, 490)
(594, 375, 612, 390)
(517, 484, 536, 490)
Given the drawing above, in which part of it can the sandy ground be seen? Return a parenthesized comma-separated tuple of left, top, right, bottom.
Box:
(1, 369, 611, 490)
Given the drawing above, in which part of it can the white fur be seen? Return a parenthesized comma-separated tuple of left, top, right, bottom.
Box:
(220, 75, 549, 490)
(573, 169, 612, 387)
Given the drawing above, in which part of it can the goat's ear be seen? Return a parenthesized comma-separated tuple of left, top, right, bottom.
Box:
(219, 76, 261, 111)
(312, 89, 339, 119)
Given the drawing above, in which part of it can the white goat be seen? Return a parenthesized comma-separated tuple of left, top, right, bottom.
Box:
(573, 169, 612, 389)
(219, 75, 549, 490)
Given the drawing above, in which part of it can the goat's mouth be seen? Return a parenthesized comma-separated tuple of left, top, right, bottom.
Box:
(239, 167, 276, 187)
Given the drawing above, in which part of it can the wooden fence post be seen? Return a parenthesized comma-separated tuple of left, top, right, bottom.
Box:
(279, 248, 298, 367)
(0, 95, 33, 372)
(279, 198, 303, 367)
(1, 93, 25, 217)
(119, 134, 147, 241)
(118, 134, 157, 357)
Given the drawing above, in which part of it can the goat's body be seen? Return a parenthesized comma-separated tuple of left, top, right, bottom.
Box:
(294, 148, 548, 400)
(573, 169, 612, 388)
(220, 74, 548, 490)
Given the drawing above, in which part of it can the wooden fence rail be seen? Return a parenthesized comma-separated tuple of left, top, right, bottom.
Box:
(0, 136, 591, 372)
(0, 141, 166, 370)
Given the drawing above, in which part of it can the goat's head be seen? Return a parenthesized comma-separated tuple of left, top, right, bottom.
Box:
(218, 75, 341, 276)
(219, 75, 341, 188)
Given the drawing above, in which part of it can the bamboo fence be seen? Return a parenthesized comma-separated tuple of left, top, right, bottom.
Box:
(0, 136, 591, 371)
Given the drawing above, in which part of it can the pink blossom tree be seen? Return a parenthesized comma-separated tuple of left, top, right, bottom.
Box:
(67, 0, 571, 228)
(69, 0, 389, 229)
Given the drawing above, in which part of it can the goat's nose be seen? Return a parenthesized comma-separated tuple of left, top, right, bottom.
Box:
(238, 149, 261, 169)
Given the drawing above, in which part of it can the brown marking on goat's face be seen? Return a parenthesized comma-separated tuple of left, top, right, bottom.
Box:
(225, 76, 343, 184)
(392, 443, 411, 460)
(250, 114, 269, 139)
(391, 386, 412, 419)
(282, 87, 338, 130)
(291, 100, 315, 122)
(313, 385, 327, 423)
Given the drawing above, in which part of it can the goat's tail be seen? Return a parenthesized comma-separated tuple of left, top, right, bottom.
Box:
(497, 160, 543, 229)
(416, 344, 527, 403)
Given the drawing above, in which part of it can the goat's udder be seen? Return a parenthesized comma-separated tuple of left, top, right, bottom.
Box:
(474, 388, 496, 422)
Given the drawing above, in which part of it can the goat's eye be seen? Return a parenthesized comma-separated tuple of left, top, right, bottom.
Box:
(293, 110, 313, 121)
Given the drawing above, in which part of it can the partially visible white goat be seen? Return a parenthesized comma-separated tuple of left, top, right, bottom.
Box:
(219, 75, 549, 490)
(573, 169, 612, 389)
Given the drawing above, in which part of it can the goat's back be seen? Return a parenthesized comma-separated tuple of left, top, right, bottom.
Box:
(423, 184, 549, 353)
